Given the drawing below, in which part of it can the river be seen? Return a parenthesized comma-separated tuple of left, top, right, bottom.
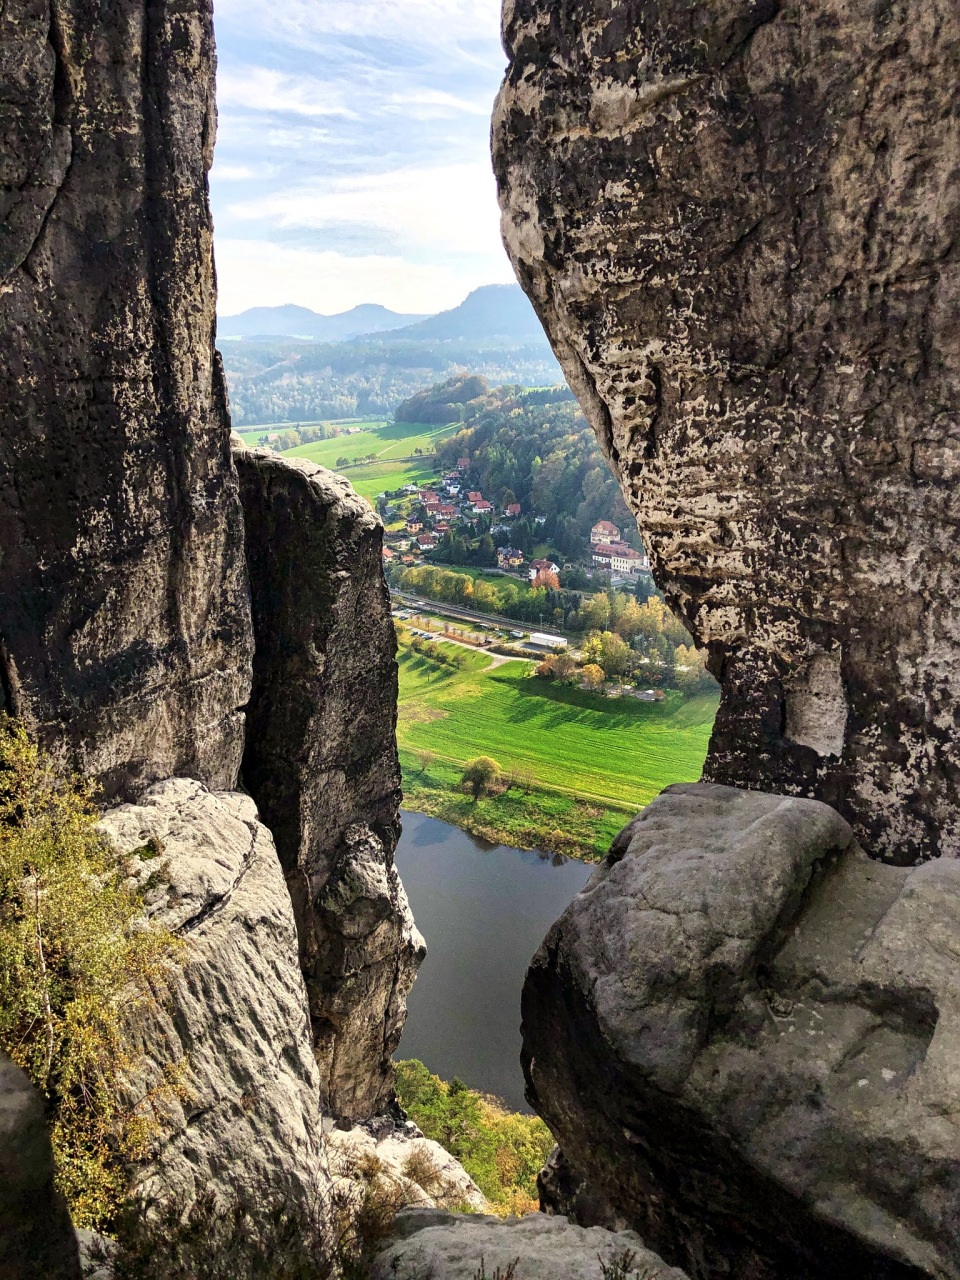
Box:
(394, 809, 594, 1112)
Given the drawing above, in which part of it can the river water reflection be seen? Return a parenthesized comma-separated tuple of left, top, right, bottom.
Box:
(394, 810, 594, 1112)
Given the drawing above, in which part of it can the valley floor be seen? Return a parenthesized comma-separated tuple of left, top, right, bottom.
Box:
(397, 641, 718, 860)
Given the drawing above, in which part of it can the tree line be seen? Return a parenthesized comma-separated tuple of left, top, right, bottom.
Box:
(390, 563, 717, 695)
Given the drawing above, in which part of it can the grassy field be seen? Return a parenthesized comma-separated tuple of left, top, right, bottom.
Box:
(237, 419, 457, 501)
(397, 641, 718, 858)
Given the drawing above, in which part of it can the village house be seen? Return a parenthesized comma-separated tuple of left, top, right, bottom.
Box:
(528, 557, 560, 581)
(424, 500, 441, 515)
(434, 522, 450, 534)
(382, 547, 395, 562)
(591, 545, 614, 570)
(419, 489, 439, 502)
(591, 519, 621, 545)
(457, 457, 470, 470)
(505, 502, 521, 517)
(440, 504, 456, 518)
(417, 533, 438, 550)
(401, 554, 415, 565)
(497, 547, 524, 569)
(467, 491, 482, 503)
(405, 519, 422, 534)
(473, 500, 493, 514)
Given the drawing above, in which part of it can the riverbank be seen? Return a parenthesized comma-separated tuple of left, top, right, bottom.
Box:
(396, 643, 718, 860)
(400, 749, 631, 860)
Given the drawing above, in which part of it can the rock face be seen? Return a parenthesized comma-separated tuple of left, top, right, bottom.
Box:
(327, 1122, 488, 1215)
(0, 0, 252, 799)
(98, 779, 328, 1211)
(235, 448, 423, 1123)
(374, 1207, 689, 1280)
(523, 783, 960, 1279)
(494, 1, 960, 863)
(0, 1053, 81, 1280)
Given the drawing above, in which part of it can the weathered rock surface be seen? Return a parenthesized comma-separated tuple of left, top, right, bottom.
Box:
(0, 1052, 81, 1280)
(235, 448, 423, 1122)
(494, 0, 960, 862)
(0, 0, 252, 799)
(98, 778, 328, 1211)
(374, 1207, 689, 1280)
(523, 782, 960, 1279)
(327, 1122, 488, 1215)
(537, 1145, 629, 1233)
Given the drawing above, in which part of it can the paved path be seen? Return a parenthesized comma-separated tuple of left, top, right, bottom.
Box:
(409, 627, 525, 668)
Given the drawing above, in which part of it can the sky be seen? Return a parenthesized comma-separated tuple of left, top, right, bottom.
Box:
(210, 0, 514, 318)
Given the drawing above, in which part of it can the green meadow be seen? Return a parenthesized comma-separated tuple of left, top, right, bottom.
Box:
(236, 419, 460, 501)
(397, 641, 718, 858)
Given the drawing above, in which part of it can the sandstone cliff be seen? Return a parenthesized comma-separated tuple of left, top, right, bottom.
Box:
(235, 449, 424, 1123)
(523, 784, 960, 1279)
(494, 0, 960, 863)
(99, 780, 329, 1212)
(0, 0, 252, 799)
(0, 7, 427, 1265)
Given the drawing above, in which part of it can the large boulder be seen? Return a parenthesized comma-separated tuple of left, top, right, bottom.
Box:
(522, 783, 960, 1279)
(374, 1207, 688, 1280)
(235, 448, 423, 1122)
(0, 1053, 81, 1280)
(98, 779, 328, 1211)
(494, 0, 960, 863)
(327, 1121, 488, 1215)
(0, 0, 252, 799)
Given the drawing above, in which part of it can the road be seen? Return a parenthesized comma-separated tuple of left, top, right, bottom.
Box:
(394, 591, 568, 641)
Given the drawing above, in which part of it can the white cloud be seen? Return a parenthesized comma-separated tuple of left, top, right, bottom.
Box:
(227, 161, 504, 258)
(383, 89, 493, 119)
(214, 238, 515, 316)
(216, 0, 503, 48)
(211, 163, 261, 181)
(216, 66, 356, 118)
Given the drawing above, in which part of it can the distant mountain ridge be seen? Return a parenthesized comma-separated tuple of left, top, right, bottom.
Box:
(376, 284, 547, 343)
(218, 286, 550, 347)
(217, 302, 429, 342)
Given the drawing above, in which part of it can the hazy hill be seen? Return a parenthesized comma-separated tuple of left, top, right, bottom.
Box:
(218, 302, 429, 342)
(371, 284, 547, 344)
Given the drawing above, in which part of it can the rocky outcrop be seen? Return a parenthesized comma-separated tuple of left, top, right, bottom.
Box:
(374, 1207, 689, 1280)
(0, 1053, 81, 1280)
(235, 448, 423, 1122)
(327, 1122, 488, 1215)
(0, 0, 252, 799)
(522, 783, 960, 1279)
(98, 779, 328, 1211)
(494, 1, 960, 863)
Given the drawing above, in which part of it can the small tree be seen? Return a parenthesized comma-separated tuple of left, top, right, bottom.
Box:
(552, 652, 578, 683)
(462, 756, 501, 800)
(417, 749, 436, 774)
(581, 663, 605, 691)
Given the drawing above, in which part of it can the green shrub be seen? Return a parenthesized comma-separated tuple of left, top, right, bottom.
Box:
(395, 1060, 554, 1215)
(0, 717, 184, 1229)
